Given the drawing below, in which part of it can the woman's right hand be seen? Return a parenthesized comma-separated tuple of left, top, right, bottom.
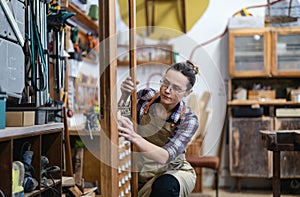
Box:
(120, 76, 139, 98)
(118, 77, 139, 106)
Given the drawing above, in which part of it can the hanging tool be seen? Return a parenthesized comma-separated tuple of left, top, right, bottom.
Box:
(26, 0, 54, 106)
(47, 0, 75, 95)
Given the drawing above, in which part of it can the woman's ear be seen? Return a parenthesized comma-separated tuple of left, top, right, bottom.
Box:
(184, 89, 193, 97)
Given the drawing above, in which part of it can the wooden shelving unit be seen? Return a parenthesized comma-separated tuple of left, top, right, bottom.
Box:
(68, 125, 101, 191)
(67, 3, 98, 36)
(117, 44, 174, 66)
(0, 123, 63, 196)
(228, 100, 300, 106)
(228, 27, 300, 191)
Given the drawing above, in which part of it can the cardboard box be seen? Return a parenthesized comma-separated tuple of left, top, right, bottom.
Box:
(248, 90, 275, 101)
(6, 111, 35, 127)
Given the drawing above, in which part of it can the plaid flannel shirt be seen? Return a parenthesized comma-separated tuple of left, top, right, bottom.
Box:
(137, 88, 199, 162)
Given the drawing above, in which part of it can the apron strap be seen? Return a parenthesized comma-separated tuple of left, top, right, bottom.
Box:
(144, 92, 186, 128)
(170, 106, 186, 128)
(144, 92, 160, 114)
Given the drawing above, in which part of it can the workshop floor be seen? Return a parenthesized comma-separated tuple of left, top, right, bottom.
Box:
(188, 187, 300, 197)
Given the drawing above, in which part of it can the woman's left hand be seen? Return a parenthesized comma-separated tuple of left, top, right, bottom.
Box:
(118, 114, 139, 142)
(117, 113, 169, 164)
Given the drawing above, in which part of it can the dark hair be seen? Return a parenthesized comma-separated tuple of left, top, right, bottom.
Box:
(166, 60, 199, 90)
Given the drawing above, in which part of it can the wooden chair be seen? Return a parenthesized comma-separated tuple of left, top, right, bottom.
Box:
(186, 155, 220, 197)
(144, 0, 187, 34)
(185, 92, 220, 197)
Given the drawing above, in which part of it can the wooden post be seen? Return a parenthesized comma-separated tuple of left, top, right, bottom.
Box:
(128, 0, 138, 196)
(98, 0, 118, 196)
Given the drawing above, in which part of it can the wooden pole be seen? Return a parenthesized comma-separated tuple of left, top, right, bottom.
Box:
(99, 0, 118, 196)
(128, 0, 138, 196)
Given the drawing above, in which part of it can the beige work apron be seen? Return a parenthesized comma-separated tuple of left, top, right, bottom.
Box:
(137, 100, 196, 197)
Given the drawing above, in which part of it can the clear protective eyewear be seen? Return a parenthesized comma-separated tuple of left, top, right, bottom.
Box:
(160, 78, 187, 94)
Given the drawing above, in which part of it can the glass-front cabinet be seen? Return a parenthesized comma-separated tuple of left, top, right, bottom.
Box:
(229, 27, 300, 77)
(271, 28, 300, 76)
(229, 28, 271, 77)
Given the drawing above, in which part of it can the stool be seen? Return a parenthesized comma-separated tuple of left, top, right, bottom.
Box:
(186, 156, 220, 197)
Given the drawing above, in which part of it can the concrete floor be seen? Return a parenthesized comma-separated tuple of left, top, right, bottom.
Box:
(188, 187, 300, 197)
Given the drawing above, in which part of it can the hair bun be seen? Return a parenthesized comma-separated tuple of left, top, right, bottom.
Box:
(186, 60, 199, 75)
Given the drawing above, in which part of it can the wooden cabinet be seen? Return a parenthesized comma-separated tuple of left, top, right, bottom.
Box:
(229, 28, 271, 77)
(271, 28, 300, 76)
(228, 27, 300, 189)
(228, 79, 300, 177)
(229, 27, 300, 77)
(0, 123, 63, 196)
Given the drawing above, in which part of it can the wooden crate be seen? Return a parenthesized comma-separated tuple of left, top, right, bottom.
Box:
(248, 90, 275, 100)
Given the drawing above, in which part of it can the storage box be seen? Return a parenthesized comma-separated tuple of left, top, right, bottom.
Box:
(290, 89, 300, 102)
(228, 16, 265, 29)
(232, 106, 264, 117)
(6, 111, 35, 127)
(276, 108, 300, 117)
(0, 94, 7, 129)
(248, 90, 275, 101)
(35, 109, 48, 125)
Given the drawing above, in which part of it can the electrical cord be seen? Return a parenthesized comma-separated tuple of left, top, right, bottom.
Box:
(41, 170, 60, 196)
(28, 0, 48, 91)
(189, 0, 287, 60)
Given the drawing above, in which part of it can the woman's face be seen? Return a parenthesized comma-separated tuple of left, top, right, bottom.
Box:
(159, 69, 192, 108)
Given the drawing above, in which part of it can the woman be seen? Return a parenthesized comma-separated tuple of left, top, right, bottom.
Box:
(118, 61, 199, 197)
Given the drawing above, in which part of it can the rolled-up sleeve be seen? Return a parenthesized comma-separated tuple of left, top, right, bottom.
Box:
(162, 113, 199, 162)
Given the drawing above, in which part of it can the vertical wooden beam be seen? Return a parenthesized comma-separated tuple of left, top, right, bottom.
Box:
(181, 0, 186, 33)
(128, 0, 138, 196)
(98, 0, 118, 196)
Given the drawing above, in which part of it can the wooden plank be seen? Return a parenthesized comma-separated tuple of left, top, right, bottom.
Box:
(0, 123, 63, 140)
(82, 149, 101, 185)
(63, 106, 73, 177)
(98, 0, 118, 196)
(128, 0, 138, 196)
(0, 140, 12, 196)
(67, 3, 99, 36)
(227, 100, 300, 106)
(74, 148, 84, 186)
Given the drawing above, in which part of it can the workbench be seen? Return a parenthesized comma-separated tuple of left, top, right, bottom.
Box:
(260, 130, 300, 197)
